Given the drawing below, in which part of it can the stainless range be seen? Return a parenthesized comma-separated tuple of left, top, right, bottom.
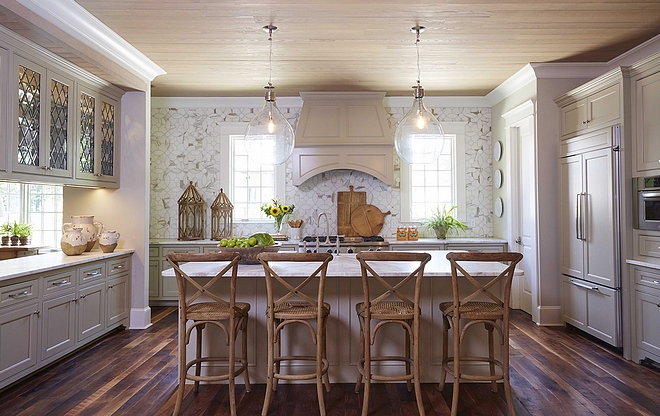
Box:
(298, 235, 389, 254)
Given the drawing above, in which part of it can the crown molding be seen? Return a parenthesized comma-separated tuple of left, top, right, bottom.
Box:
(15, 0, 165, 82)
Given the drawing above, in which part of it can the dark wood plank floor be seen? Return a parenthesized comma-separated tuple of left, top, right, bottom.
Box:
(1, 307, 659, 416)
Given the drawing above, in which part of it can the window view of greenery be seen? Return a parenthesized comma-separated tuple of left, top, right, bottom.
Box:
(0, 182, 63, 248)
(410, 135, 455, 221)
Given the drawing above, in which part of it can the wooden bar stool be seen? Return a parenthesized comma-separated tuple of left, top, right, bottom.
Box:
(257, 252, 334, 416)
(439, 251, 523, 416)
(354, 251, 431, 416)
(166, 252, 251, 416)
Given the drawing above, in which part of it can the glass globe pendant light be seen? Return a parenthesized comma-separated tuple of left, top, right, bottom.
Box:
(245, 25, 295, 165)
(394, 26, 445, 165)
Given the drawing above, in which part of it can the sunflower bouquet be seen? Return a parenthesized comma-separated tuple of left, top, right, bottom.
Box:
(261, 198, 295, 234)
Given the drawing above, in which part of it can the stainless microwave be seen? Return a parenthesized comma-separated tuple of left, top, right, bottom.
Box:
(637, 177, 660, 230)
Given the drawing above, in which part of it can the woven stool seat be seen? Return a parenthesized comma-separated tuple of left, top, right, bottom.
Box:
(356, 301, 416, 320)
(187, 301, 251, 321)
(438, 301, 503, 320)
(272, 300, 330, 319)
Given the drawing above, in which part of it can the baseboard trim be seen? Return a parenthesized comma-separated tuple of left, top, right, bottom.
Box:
(129, 306, 152, 329)
(537, 306, 563, 326)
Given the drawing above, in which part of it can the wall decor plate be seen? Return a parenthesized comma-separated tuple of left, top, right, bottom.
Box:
(495, 197, 504, 217)
(494, 169, 503, 189)
(494, 141, 502, 161)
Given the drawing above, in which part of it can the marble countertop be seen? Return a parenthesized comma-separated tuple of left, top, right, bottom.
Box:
(626, 259, 660, 270)
(0, 249, 134, 283)
(162, 250, 520, 278)
(150, 237, 507, 246)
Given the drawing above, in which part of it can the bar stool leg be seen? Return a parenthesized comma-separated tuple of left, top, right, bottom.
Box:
(262, 315, 275, 416)
(241, 318, 252, 392)
(438, 315, 449, 391)
(173, 312, 188, 416)
(413, 317, 425, 416)
(405, 323, 412, 392)
(451, 316, 460, 416)
(486, 322, 498, 393)
(361, 321, 371, 416)
(503, 320, 516, 416)
(321, 316, 331, 392)
(316, 324, 327, 416)
(354, 317, 365, 393)
(194, 323, 205, 393)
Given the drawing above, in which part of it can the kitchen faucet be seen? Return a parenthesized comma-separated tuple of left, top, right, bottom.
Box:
(318, 212, 330, 244)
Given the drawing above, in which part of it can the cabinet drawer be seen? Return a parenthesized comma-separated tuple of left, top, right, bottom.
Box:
(636, 233, 660, 259)
(161, 247, 201, 256)
(79, 262, 105, 285)
(149, 247, 159, 257)
(636, 286, 660, 358)
(0, 280, 39, 309)
(632, 265, 660, 290)
(42, 270, 76, 297)
(107, 256, 130, 277)
(445, 244, 506, 253)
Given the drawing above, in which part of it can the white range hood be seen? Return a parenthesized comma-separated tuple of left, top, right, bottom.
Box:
(291, 92, 394, 186)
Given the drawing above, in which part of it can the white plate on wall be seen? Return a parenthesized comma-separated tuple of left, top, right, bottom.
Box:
(495, 197, 504, 217)
(494, 141, 502, 161)
(494, 169, 503, 189)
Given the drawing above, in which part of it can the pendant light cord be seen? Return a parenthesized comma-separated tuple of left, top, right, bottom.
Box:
(415, 28, 421, 86)
(268, 27, 274, 88)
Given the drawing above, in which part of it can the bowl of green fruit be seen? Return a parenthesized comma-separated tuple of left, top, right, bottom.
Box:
(217, 233, 281, 264)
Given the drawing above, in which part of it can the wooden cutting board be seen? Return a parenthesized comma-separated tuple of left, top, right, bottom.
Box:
(337, 186, 366, 237)
(350, 204, 391, 237)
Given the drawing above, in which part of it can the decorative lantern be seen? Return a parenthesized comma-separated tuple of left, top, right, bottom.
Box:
(211, 188, 233, 240)
(178, 181, 205, 240)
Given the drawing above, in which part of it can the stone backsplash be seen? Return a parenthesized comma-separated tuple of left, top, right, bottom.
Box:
(150, 104, 492, 240)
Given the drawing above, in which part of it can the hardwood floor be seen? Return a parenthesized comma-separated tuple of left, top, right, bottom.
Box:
(1, 307, 659, 416)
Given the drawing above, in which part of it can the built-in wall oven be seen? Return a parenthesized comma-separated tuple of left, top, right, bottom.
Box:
(636, 176, 660, 230)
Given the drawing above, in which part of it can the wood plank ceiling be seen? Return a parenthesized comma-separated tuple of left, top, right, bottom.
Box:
(6, 1, 660, 97)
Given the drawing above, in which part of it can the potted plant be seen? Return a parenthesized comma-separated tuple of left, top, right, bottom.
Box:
(1, 223, 11, 246)
(423, 205, 468, 239)
(11, 221, 32, 246)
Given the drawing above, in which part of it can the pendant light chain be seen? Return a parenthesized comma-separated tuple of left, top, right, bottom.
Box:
(268, 26, 274, 88)
(415, 28, 421, 86)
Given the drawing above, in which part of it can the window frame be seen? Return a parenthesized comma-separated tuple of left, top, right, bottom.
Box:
(217, 122, 286, 224)
(400, 121, 467, 223)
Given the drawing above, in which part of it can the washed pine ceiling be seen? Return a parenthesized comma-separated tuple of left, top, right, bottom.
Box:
(5, 1, 660, 96)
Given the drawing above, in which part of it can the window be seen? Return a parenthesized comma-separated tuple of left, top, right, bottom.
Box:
(401, 121, 466, 222)
(218, 123, 285, 222)
(0, 182, 63, 247)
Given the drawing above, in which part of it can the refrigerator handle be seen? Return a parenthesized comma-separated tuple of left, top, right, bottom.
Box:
(576, 193, 581, 240)
(581, 193, 587, 241)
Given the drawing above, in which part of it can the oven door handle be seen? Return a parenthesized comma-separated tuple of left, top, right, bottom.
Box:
(640, 191, 660, 198)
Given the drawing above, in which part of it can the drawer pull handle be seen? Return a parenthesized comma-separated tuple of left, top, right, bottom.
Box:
(108, 285, 114, 289)
(657, 303, 660, 308)
(33, 310, 40, 315)
(653, 280, 660, 285)
(86, 271, 102, 277)
(9, 291, 29, 299)
(52, 279, 69, 286)
(113, 265, 124, 270)
(79, 294, 87, 299)
(569, 279, 599, 291)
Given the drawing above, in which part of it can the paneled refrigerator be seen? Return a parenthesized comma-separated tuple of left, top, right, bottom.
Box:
(559, 125, 622, 347)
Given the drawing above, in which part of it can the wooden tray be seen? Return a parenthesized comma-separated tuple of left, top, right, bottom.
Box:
(337, 186, 366, 237)
(350, 204, 391, 237)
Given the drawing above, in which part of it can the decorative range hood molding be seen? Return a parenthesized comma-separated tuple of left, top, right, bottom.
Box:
(292, 92, 394, 186)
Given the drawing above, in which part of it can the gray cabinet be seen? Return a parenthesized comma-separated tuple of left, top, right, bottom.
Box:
(631, 52, 660, 176)
(631, 265, 660, 363)
(559, 84, 621, 139)
(0, 253, 131, 389)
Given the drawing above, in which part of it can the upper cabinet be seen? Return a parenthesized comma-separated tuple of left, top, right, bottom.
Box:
(12, 55, 74, 179)
(558, 74, 623, 140)
(631, 52, 660, 177)
(74, 85, 119, 186)
(0, 30, 123, 188)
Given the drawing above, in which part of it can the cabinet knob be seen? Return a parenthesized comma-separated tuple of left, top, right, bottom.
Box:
(582, 120, 588, 125)
(33, 310, 40, 315)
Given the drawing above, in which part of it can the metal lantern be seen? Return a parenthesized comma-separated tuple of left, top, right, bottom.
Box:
(211, 188, 233, 240)
(177, 181, 205, 240)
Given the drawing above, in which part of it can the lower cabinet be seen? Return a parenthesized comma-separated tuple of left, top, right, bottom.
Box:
(631, 264, 660, 363)
(0, 301, 39, 382)
(561, 275, 620, 346)
(0, 253, 131, 389)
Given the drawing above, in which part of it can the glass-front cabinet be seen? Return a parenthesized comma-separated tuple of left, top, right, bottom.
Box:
(75, 84, 118, 186)
(13, 55, 73, 179)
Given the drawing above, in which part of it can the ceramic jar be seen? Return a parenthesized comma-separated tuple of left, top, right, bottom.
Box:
(62, 215, 104, 252)
(60, 225, 87, 256)
(99, 230, 120, 253)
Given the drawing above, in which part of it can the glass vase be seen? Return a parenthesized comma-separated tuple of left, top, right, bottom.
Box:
(274, 217, 283, 234)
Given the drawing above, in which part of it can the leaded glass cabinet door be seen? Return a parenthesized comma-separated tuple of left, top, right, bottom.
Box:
(0, 47, 8, 174)
(13, 56, 73, 178)
(98, 95, 118, 184)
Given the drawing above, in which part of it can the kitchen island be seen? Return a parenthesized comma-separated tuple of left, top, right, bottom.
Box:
(163, 250, 521, 383)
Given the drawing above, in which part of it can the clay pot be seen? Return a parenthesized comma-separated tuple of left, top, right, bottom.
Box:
(99, 230, 120, 253)
(61, 226, 87, 256)
(62, 215, 104, 252)
(1, 236, 8, 246)
(19, 236, 29, 246)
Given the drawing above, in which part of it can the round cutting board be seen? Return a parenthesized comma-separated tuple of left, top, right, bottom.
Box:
(350, 204, 391, 237)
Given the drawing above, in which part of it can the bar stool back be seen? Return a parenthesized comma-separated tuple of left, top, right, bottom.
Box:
(257, 252, 334, 416)
(439, 251, 523, 416)
(354, 251, 431, 416)
(166, 252, 251, 416)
